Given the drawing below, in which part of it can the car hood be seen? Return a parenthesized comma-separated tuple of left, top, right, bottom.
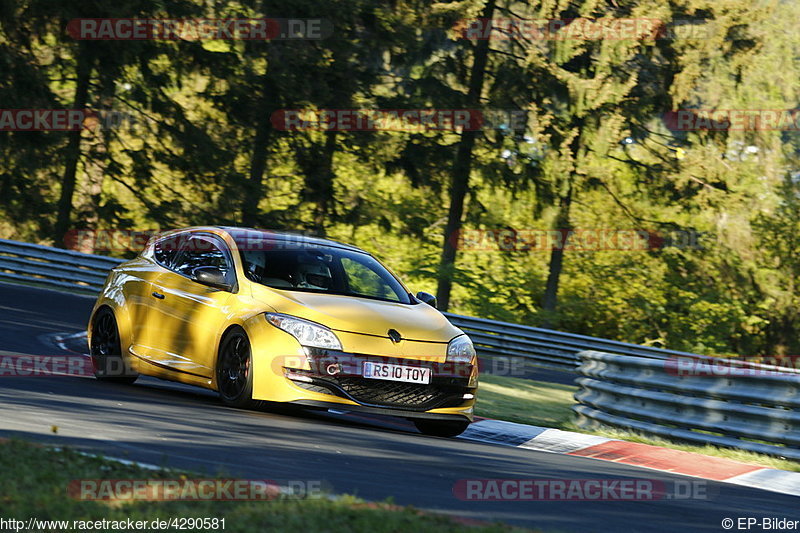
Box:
(250, 284, 461, 343)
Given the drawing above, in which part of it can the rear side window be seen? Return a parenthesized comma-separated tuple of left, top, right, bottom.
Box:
(153, 235, 183, 268)
(173, 235, 234, 280)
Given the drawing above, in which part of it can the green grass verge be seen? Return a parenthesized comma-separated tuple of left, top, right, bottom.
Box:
(474, 374, 576, 428)
(0, 439, 525, 532)
(474, 374, 800, 473)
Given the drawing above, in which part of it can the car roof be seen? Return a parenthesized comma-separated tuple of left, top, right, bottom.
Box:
(216, 226, 366, 254)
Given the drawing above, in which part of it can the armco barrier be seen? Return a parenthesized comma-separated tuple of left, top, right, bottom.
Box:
(442, 313, 697, 373)
(0, 238, 123, 295)
(573, 350, 800, 460)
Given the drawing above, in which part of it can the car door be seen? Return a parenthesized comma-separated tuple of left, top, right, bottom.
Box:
(145, 233, 237, 378)
(127, 233, 184, 359)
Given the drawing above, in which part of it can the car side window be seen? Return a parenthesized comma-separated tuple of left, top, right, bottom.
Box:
(153, 235, 183, 268)
(173, 235, 234, 280)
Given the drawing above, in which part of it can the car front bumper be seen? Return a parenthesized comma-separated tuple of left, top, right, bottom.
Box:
(246, 316, 477, 421)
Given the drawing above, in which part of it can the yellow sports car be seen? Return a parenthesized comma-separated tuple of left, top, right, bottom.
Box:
(88, 227, 478, 437)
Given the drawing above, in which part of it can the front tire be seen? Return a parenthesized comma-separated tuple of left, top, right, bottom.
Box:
(413, 418, 470, 438)
(90, 308, 138, 384)
(216, 327, 254, 408)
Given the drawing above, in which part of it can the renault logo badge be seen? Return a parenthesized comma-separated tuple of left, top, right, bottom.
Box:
(388, 329, 402, 343)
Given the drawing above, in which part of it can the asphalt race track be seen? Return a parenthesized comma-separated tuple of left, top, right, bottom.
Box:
(0, 281, 798, 532)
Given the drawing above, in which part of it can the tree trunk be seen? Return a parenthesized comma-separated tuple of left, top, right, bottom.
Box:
(310, 130, 338, 234)
(54, 42, 93, 247)
(541, 126, 584, 327)
(435, 0, 495, 312)
(242, 73, 278, 227)
(541, 181, 573, 327)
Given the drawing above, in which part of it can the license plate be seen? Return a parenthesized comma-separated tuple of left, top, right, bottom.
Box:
(362, 362, 431, 384)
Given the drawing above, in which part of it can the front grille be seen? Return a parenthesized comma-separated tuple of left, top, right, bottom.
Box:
(286, 351, 475, 411)
(336, 377, 445, 408)
(296, 375, 469, 411)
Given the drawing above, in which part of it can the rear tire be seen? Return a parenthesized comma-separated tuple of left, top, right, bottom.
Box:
(90, 308, 138, 384)
(413, 419, 470, 438)
(216, 327, 254, 408)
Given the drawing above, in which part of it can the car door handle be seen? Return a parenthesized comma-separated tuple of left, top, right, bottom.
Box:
(151, 291, 165, 300)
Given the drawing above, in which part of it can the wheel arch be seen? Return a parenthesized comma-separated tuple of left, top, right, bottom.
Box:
(89, 299, 132, 355)
(211, 323, 249, 391)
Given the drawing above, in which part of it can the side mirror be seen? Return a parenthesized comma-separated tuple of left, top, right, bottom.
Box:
(416, 291, 437, 309)
(192, 266, 233, 292)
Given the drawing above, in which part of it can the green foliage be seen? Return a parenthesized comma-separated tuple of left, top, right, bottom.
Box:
(1, 0, 799, 356)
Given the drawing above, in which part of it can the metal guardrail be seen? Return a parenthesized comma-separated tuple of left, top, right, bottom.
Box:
(0, 238, 123, 295)
(573, 350, 800, 460)
(443, 313, 697, 373)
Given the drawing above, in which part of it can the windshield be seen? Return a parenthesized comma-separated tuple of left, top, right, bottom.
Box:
(239, 245, 413, 304)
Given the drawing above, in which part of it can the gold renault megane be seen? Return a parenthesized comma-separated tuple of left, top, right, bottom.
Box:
(88, 227, 478, 437)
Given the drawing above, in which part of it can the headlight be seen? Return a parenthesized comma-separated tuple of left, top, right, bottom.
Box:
(447, 335, 476, 363)
(266, 313, 343, 350)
